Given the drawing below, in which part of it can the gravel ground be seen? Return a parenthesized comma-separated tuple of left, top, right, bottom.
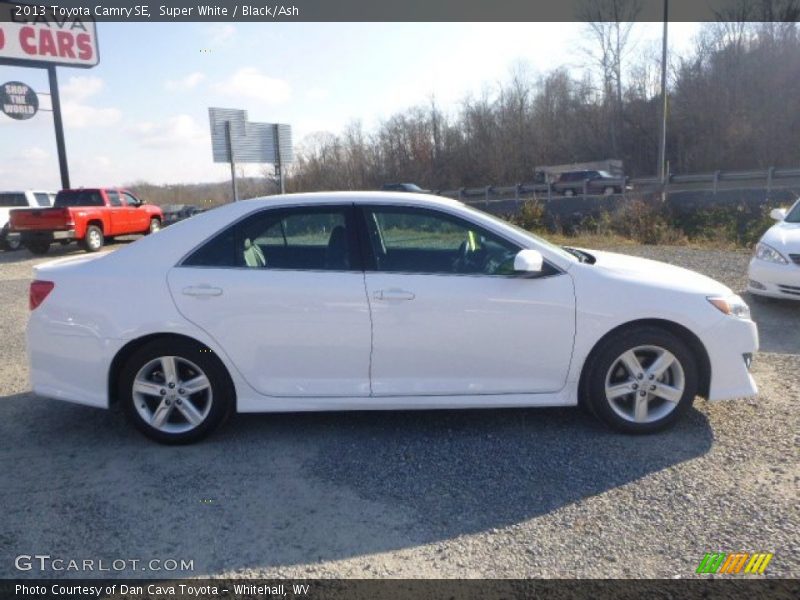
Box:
(0, 240, 797, 580)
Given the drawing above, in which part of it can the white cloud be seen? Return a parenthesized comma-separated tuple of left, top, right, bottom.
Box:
(165, 72, 206, 92)
(20, 146, 48, 161)
(60, 76, 121, 128)
(132, 114, 207, 149)
(214, 67, 291, 104)
(305, 87, 330, 102)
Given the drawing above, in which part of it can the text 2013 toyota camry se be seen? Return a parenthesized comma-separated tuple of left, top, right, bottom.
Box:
(26, 192, 758, 443)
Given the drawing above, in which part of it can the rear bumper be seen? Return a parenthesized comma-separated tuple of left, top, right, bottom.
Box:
(20, 230, 76, 243)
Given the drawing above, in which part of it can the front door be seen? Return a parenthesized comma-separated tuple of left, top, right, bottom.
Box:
(168, 204, 372, 397)
(360, 205, 576, 396)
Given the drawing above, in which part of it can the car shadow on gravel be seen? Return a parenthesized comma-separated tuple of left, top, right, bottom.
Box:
(0, 392, 713, 577)
(746, 293, 800, 355)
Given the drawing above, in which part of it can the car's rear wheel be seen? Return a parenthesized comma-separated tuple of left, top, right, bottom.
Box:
(564, 188, 575, 197)
(603, 186, 615, 196)
(147, 217, 161, 234)
(119, 338, 234, 444)
(83, 225, 104, 252)
(582, 327, 698, 433)
(25, 240, 50, 255)
(1, 225, 21, 251)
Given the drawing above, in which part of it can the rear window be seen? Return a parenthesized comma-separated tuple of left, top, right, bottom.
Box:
(55, 190, 105, 207)
(33, 193, 52, 207)
(0, 193, 27, 207)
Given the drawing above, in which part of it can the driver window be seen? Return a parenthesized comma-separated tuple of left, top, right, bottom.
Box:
(366, 207, 519, 275)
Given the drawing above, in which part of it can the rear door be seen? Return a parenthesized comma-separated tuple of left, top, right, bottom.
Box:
(105, 191, 128, 234)
(168, 204, 372, 398)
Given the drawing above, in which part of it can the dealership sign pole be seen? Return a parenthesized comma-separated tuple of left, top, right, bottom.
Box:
(0, 2, 100, 189)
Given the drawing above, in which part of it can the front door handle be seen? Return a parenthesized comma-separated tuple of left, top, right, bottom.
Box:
(182, 285, 223, 297)
(374, 288, 415, 301)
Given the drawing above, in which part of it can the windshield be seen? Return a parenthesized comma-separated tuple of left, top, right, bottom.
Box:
(460, 204, 577, 262)
(597, 170, 613, 178)
(785, 200, 800, 223)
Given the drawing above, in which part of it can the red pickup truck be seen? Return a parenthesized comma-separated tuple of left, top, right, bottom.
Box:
(10, 188, 163, 255)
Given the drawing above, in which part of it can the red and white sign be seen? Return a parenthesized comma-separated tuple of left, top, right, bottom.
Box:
(0, 3, 99, 68)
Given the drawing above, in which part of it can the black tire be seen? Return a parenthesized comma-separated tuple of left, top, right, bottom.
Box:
(119, 338, 235, 444)
(82, 224, 104, 252)
(146, 217, 161, 234)
(581, 326, 698, 434)
(26, 240, 51, 255)
(59, 240, 71, 246)
(1, 226, 21, 251)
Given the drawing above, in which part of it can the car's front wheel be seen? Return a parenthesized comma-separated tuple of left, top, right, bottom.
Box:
(119, 338, 234, 444)
(582, 327, 698, 433)
(147, 217, 161, 234)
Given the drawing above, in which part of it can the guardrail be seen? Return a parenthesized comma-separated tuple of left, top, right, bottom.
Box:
(436, 166, 800, 204)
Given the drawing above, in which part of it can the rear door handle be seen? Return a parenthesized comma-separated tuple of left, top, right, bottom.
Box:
(182, 285, 223, 297)
(374, 288, 415, 301)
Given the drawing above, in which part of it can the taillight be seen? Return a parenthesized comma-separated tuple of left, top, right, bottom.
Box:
(29, 280, 54, 310)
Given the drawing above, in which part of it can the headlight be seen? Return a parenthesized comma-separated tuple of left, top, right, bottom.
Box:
(707, 294, 751, 320)
(754, 242, 788, 264)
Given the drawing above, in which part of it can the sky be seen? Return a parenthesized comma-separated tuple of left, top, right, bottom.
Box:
(0, 22, 700, 190)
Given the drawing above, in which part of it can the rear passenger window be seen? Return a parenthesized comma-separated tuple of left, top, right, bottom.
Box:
(182, 206, 359, 271)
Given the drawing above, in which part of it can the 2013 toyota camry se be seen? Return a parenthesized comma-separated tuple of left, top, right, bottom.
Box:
(27, 192, 758, 443)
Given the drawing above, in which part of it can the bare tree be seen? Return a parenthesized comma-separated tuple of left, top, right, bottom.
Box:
(579, 0, 642, 156)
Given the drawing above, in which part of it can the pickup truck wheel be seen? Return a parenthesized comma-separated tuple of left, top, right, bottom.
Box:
(147, 218, 161, 234)
(26, 240, 50, 255)
(564, 189, 575, 197)
(83, 225, 104, 253)
(59, 240, 71, 246)
(603, 186, 615, 196)
(1, 226, 21, 251)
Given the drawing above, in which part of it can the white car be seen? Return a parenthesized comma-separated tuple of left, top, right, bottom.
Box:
(747, 198, 800, 300)
(26, 192, 758, 443)
(1, 190, 56, 251)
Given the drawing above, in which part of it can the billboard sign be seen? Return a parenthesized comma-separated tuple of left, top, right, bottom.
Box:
(209, 107, 293, 164)
(0, 2, 99, 68)
(0, 80, 38, 119)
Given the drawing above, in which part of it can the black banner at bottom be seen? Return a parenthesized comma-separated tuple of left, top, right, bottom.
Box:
(2, 579, 798, 600)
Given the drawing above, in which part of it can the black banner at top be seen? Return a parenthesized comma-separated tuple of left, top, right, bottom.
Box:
(1, 0, 798, 22)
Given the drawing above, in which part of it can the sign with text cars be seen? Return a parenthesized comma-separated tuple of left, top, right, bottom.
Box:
(0, 80, 38, 119)
(0, 2, 99, 68)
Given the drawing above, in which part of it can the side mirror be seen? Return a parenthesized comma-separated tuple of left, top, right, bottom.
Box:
(770, 208, 786, 221)
(514, 249, 544, 275)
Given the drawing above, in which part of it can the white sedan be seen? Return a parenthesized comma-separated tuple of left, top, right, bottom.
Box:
(27, 193, 758, 443)
(747, 198, 800, 300)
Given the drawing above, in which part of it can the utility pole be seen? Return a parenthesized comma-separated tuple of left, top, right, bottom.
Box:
(657, 0, 669, 193)
(47, 65, 70, 190)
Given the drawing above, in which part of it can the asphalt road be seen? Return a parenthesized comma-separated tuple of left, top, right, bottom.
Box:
(0, 239, 797, 579)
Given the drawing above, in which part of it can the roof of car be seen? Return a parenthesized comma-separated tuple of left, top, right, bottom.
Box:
(243, 191, 463, 208)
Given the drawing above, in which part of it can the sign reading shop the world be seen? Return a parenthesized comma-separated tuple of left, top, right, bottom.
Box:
(0, 81, 39, 120)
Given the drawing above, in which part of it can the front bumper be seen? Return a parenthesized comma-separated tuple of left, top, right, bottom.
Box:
(702, 315, 759, 401)
(747, 257, 800, 300)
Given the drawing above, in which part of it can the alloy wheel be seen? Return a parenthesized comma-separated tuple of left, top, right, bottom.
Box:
(603, 345, 685, 424)
(132, 356, 213, 434)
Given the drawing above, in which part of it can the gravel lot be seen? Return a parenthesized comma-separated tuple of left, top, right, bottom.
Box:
(0, 239, 797, 579)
